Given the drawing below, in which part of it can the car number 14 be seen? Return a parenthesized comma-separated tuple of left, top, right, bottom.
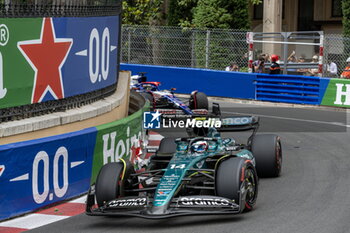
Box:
(170, 164, 186, 169)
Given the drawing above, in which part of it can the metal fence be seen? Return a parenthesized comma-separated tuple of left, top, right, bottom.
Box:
(121, 25, 350, 78)
(121, 25, 249, 72)
(0, 0, 121, 17)
(324, 34, 350, 78)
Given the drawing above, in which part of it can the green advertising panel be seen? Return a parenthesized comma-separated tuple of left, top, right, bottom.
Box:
(90, 103, 149, 184)
(0, 18, 42, 108)
(321, 79, 350, 108)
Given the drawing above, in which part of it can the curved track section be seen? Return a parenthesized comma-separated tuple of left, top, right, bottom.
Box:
(27, 100, 350, 233)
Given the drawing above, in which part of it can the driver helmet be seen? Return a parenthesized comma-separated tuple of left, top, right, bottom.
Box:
(191, 141, 208, 153)
(347, 57, 350, 63)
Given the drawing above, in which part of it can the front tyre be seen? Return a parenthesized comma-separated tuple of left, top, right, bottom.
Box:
(95, 161, 136, 207)
(215, 157, 258, 211)
(95, 162, 124, 207)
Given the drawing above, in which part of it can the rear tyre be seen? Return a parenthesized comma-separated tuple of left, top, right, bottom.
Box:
(190, 92, 208, 110)
(251, 134, 282, 178)
(95, 162, 124, 207)
(215, 157, 258, 211)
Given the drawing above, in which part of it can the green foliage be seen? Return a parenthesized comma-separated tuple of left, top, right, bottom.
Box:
(192, 0, 232, 29)
(122, 0, 163, 25)
(250, 0, 262, 4)
(167, 0, 198, 27)
(193, 31, 247, 70)
(192, 0, 250, 29)
(343, 0, 350, 36)
(190, 0, 250, 70)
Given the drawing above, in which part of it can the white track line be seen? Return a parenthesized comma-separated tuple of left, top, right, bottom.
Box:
(0, 214, 69, 229)
(149, 134, 164, 141)
(222, 111, 350, 128)
(69, 196, 86, 204)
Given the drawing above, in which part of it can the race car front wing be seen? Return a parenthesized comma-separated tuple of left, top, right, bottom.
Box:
(86, 193, 243, 219)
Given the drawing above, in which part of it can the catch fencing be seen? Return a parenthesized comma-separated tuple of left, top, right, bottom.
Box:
(121, 25, 249, 71)
(323, 34, 350, 78)
(0, 0, 121, 17)
(121, 25, 350, 78)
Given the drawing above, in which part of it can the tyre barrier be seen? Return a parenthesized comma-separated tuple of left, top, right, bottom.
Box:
(0, 92, 149, 221)
(121, 63, 350, 108)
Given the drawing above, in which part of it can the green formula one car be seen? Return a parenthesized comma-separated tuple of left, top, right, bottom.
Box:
(86, 116, 282, 219)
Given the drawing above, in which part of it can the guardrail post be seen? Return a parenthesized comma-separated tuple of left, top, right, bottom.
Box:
(205, 30, 210, 69)
(282, 32, 290, 75)
(318, 33, 324, 77)
(247, 32, 254, 73)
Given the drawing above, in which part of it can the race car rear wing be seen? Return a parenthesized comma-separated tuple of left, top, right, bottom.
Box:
(217, 116, 259, 132)
(186, 115, 259, 138)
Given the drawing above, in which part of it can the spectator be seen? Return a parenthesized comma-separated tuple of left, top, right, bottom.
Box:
(253, 56, 265, 73)
(327, 61, 338, 78)
(297, 56, 308, 74)
(225, 62, 239, 72)
(269, 54, 281, 74)
(341, 57, 350, 79)
(308, 55, 319, 76)
(287, 51, 297, 72)
(262, 53, 270, 63)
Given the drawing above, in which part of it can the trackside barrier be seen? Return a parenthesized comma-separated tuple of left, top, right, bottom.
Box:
(122, 63, 350, 108)
(255, 74, 321, 105)
(0, 128, 97, 221)
(0, 95, 149, 221)
(121, 64, 256, 99)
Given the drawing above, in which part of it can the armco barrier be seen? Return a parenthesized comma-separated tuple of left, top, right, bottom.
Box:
(122, 63, 350, 108)
(0, 94, 148, 221)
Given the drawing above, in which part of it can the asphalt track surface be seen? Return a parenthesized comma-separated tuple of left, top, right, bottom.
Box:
(28, 100, 350, 233)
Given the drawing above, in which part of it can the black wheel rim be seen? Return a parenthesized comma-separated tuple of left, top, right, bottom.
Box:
(245, 168, 257, 206)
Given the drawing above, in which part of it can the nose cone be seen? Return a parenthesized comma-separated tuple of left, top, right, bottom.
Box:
(144, 205, 169, 216)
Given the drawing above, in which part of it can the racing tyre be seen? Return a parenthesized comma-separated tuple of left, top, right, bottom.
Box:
(215, 157, 258, 211)
(95, 162, 123, 207)
(251, 134, 282, 178)
(95, 161, 136, 207)
(190, 92, 208, 110)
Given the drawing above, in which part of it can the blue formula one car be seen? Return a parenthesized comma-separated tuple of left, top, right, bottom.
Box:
(130, 73, 210, 116)
(86, 116, 282, 219)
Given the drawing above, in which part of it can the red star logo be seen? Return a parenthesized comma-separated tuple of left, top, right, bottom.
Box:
(18, 18, 73, 103)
